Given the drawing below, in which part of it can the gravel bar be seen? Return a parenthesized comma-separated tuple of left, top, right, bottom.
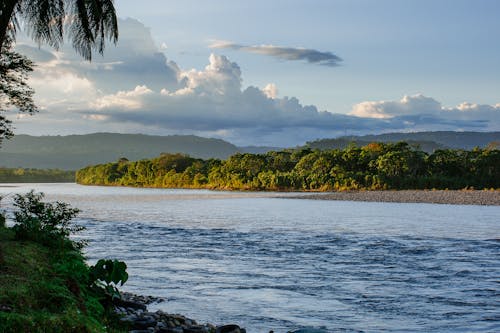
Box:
(290, 190, 500, 206)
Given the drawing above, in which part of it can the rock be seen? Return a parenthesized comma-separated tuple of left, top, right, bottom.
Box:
(288, 329, 329, 333)
(0, 304, 13, 312)
(157, 328, 183, 333)
(113, 297, 147, 311)
(184, 325, 209, 333)
(216, 324, 243, 333)
(120, 314, 139, 324)
(131, 316, 157, 330)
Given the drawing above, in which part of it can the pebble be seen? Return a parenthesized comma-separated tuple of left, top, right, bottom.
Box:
(299, 189, 500, 206)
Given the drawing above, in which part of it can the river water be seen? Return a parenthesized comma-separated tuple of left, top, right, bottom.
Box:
(0, 183, 499, 332)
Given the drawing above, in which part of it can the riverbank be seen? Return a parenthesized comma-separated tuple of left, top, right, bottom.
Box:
(0, 226, 248, 333)
(293, 189, 500, 206)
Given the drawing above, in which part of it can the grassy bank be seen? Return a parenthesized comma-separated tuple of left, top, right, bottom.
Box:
(0, 228, 105, 332)
(0, 193, 127, 333)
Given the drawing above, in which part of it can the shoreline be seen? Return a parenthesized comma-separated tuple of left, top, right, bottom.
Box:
(289, 190, 500, 206)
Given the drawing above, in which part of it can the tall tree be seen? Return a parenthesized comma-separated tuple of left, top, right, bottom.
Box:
(0, 0, 119, 144)
(0, 37, 36, 143)
(0, 0, 118, 60)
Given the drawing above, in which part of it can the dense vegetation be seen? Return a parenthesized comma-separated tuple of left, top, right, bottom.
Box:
(0, 168, 74, 183)
(0, 192, 128, 332)
(76, 142, 500, 191)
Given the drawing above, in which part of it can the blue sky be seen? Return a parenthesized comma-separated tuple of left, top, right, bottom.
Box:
(11, 0, 500, 145)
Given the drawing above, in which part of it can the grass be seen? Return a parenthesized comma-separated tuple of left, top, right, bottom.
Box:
(0, 227, 125, 332)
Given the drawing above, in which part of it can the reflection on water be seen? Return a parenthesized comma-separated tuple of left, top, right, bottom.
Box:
(1, 183, 499, 332)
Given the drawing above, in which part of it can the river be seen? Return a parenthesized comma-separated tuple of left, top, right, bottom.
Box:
(0, 183, 499, 332)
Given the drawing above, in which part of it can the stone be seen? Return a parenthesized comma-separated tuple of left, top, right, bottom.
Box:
(0, 305, 12, 312)
(157, 328, 183, 333)
(113, 297, 147, 311)
(184, 325, 209, 333)
(215, 324, 242, 333)
(131, 316, 157, 330)
(119, 314, 139, 323)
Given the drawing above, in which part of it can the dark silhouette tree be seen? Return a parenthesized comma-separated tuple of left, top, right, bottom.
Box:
(0, 0, 118, 59)
(0, 37, 36, 143)
(0, 0, 119, 144)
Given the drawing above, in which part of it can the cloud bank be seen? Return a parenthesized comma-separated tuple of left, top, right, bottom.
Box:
(11, 18, 500, 146)
(209, 40, 342, 67)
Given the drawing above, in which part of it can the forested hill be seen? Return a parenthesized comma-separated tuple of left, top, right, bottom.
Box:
(1, 131, 498, 170)
(0, 133, 242, 170)
(311, 131, 500, 150)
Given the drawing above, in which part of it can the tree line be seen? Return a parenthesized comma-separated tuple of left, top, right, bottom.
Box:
(76, 142, 500, 191)
(0, 168, 75, 183)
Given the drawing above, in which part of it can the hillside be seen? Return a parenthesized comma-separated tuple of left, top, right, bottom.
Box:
(306, 138, 446, 153)
(307, 131, 499, 152)
(349, 131, 500, 149)
(1, 131, 498, 171)
(0, 133, 241, 170)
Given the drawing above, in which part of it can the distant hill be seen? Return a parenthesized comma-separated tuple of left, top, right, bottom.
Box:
(1, 131, 498, 170)
(350, 131, 500, 150)
(306, 138, 446, 153)
(0, 133, 241, 170)
(306, 131, 500, 152)
(238, 145, 284, 154)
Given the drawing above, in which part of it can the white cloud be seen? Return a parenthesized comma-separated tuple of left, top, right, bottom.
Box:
(262, 83, 278, 99)
(91, 85, 153, 110)
(350, 94, 442, 119)
(11, 18, 500, 146)
(349, 94, 499, 130)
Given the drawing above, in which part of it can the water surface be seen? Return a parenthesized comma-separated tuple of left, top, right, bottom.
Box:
(1, 184, 499, 332)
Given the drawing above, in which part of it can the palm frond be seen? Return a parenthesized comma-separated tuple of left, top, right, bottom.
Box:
(21, 0, 64, 49)
(67, 0, 118, 61)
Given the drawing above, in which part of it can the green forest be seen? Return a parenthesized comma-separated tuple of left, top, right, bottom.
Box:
(0, 168, 75, 183)
(76, 142, 500, 191)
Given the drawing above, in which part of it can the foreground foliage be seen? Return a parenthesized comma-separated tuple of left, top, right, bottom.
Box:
(0, 38, 37, 145)
(0, 192, 128, 332)
(76, 142, 500, 191)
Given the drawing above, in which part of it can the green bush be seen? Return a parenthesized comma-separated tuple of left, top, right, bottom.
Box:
(12, 191, 83, 249)
(2, 191, 130, 331)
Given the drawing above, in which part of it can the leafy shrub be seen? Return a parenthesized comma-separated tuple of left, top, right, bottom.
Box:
(12, 191, 83, 248)
(89, 259, 129, 301)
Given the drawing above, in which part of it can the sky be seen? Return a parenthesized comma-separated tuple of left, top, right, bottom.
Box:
(10, 0, 500, 146)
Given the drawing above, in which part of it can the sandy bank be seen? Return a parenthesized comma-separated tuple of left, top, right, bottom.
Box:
(290, 190, 500, 206)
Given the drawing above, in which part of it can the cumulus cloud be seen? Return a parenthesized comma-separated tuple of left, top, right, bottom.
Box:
(91, 85, 153, 110)
(349, 94, 500, 131)
(81, 54, 397, 139)
(209, 40, 342, 67)
(16, 18, 182, 94)
(11, 18, 500, 146)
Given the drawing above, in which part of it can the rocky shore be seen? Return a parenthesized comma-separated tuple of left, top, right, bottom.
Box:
(114, 293, 326, 333)
(294, 190, 500, 206)
(114, 293, 246, 333)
